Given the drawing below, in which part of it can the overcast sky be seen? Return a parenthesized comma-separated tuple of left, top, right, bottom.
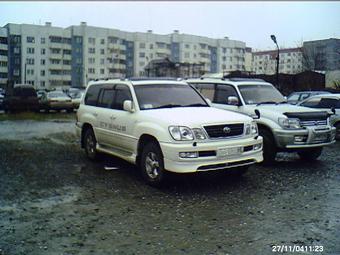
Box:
(1, 1, 339, 50)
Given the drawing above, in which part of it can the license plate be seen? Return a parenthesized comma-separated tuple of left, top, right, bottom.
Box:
(217, 147, 242, 158)
(314, 133, 328, 142)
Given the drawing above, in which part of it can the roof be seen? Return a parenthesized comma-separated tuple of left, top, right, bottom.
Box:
(253, 47, 302, 55)
(87, 78, 188, 87)
(186, 77, 271, 86)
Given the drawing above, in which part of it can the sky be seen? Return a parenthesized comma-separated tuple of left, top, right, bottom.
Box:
(1, 1, 340, 50)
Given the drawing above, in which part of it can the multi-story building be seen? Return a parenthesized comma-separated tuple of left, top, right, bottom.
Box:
(244, 47, 253, 73)
(0, 27, 8, 88)
(303, 38, 340, 71)
(5, 22, 72, 90)
(2, 22, 248, 88)
(253, 48, 303, 75)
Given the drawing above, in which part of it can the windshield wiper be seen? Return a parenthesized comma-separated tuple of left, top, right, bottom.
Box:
(256, 101, 278, 106)
(152, 104, 183, 109)
(183, 103, 208, 107)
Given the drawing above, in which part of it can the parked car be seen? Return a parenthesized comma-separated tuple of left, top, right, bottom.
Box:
(287, 91, 329, 105)
(76, 78, 263, 186)
(70, 91, 84, 109)
(40, 91, 73, 112)
(186, 78, 336, 164)
(3, 84, 39, 113)
(0, 93, 4, 110)
(298, 94, 340, 140)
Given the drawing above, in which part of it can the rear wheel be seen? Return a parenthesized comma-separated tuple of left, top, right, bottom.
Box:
(298, 147, 323, 161)
(83, 128, 99, 160)
(259, 128, 277, 165)
(140, 142, 167, 187)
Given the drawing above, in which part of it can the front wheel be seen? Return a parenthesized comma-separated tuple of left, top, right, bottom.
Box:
(259, 129, 277, 165)
(335, 122, 340, 141)
(298, 147, 323, 161)
(83, 128, 99, 160)
(140, 142, 167, 187)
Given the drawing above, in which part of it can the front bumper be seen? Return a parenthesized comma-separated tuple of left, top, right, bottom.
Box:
(274, 126, 336, 149)
(160, 136, 263, 173)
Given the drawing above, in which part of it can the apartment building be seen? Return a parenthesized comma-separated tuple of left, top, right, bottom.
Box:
(303, 38, 340, 71)
(5, 22, 72, 90)
(0, 27, 8, 88)
(253, 48, 303, 75)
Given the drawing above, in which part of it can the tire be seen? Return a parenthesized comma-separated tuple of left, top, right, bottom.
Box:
(259, 128, 277, 165)
(83, 128, 99, 161)
(335, 122, 340, 141)
(140, 142, 167, 187)
(298, 147, 323, 161)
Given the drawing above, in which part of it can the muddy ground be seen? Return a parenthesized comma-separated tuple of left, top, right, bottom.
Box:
(0, 113, 339, 255)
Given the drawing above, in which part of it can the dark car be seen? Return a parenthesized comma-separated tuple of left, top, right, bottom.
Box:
(3, 84, 39, 113)
(287, 91, 329, 105)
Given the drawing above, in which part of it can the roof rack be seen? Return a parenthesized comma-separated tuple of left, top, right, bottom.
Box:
(127, 77, 180, 81)
(227, 78, 265, 82)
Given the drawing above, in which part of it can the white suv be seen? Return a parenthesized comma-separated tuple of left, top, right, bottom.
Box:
(186, 78, 336, 164)
(76, 78, 263, 186)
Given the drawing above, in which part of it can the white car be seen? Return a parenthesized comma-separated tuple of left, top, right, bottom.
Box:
(186, 78, 336, 164)
(76, 78, 263, 186)
(298, 93, 340, 140)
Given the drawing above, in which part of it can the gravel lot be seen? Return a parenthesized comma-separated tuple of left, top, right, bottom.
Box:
(0, 113, 339, 255)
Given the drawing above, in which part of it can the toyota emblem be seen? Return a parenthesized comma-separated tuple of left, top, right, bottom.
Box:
(223, 127, 231, 133)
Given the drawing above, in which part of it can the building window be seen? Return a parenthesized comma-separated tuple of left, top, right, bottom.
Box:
(139, 43, 146, 49)
(76, 58, 82, 64)
(88, 37, 96, 44)
(26, 58, 34, 65)
(14, 47, 20, 54)
(100, 49, 105, 55)
(88, 68, 95, 74)
(51, 59, 60, 64)
(139, 52, 145, 58)
(51, 48, 61, 54)
(13, 69, 20, 76)
(41, 70, 45, 76)
(185, 44, 190, 49)
(88, 48, 95, 54)
(139, 61, 145, 66)
(150, 44, 153, 49)
(27, 36, 35, 43)
(40, 81, 45, 87)
(27, 47, 35, 54)
(184, 52, 190, 58)
(100, 39, 105, 45)
(76, 37, 82, 43)
(100, 69, 104, 74)
(100, 59, 105, 65)
(88, 58, 95, 64)
(41, 59, 45, 65)
(41, 48, 46, 55)
(63, 60, 71, 65)
(41, 38, 45, 44)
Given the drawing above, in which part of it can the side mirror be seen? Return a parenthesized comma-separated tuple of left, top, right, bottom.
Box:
(331, 107, 336, 115)
(227, 96, 239, 106)
(205, 98, 212, 106)
(123, 100, 134, 113)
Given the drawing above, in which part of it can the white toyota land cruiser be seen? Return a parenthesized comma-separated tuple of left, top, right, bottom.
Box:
(186, 78, 336, 164)
(76, 78, 263, 186)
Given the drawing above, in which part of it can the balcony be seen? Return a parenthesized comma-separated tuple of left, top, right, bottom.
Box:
(0, 66, 7, 73)
(49, 53, 62, 59)
(49, 43, 71, 50)
(107, 43, 126, 51)
(0, 78, 7, 84)
(0, 44, 7, 51)
(156, 48, 170, 54)
(49, 74, 71, 80)
(0, 55, 7, 61)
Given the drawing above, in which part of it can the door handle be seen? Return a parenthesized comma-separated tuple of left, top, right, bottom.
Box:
(110, 116, 116, 120)
(93, 113, 98, 117)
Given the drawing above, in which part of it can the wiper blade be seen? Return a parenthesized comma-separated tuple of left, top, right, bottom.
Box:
(183, 103, 208, 107)
(256, 101, 278, 106)
(153, 104, 183, 109)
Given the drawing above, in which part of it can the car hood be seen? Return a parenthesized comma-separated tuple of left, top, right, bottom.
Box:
(139, 107, 252, 127)
(246, 103, 324, 116)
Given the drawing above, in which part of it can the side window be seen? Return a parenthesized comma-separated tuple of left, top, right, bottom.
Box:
(194, 83, 215, 101)
(112, 85, 132, 110)
(98, 88, 115, 108)
(214, 84, 239, 104)
(287, 93, 299, 101)
(85, 85, 101, 106)
(300, 97, 321, 108)
(318, 98, 338, 108)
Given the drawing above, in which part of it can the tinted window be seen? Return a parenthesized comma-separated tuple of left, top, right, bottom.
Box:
(300, 97, 321, 108)
(98, 89, 115, 108)
(194, 83, 215, 101)
(318, 98, 338, 108)
(215, 84, 239, 104)
(113, 85, 132, 110)
(85, 85, 101, 106)
(238, 84, 285, 104)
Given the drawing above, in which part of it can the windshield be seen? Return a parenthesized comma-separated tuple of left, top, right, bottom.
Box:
(238, 84, 285, 105)
(134, 84, 208, 110)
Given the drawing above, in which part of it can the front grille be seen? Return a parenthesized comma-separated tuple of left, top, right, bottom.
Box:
(300, 120, 327, 127)
(204, 123, 244, 139)
(197, 159, 255, 171)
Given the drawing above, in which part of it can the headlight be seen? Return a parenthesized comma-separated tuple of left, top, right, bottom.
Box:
(169, 126, 194, 141)
(245, 121, 258, 135)
(192, 128, 207, 140)
(278, 117, 301, 129)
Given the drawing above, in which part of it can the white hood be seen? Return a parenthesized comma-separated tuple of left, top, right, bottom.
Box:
(140, 107, 252, 127)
